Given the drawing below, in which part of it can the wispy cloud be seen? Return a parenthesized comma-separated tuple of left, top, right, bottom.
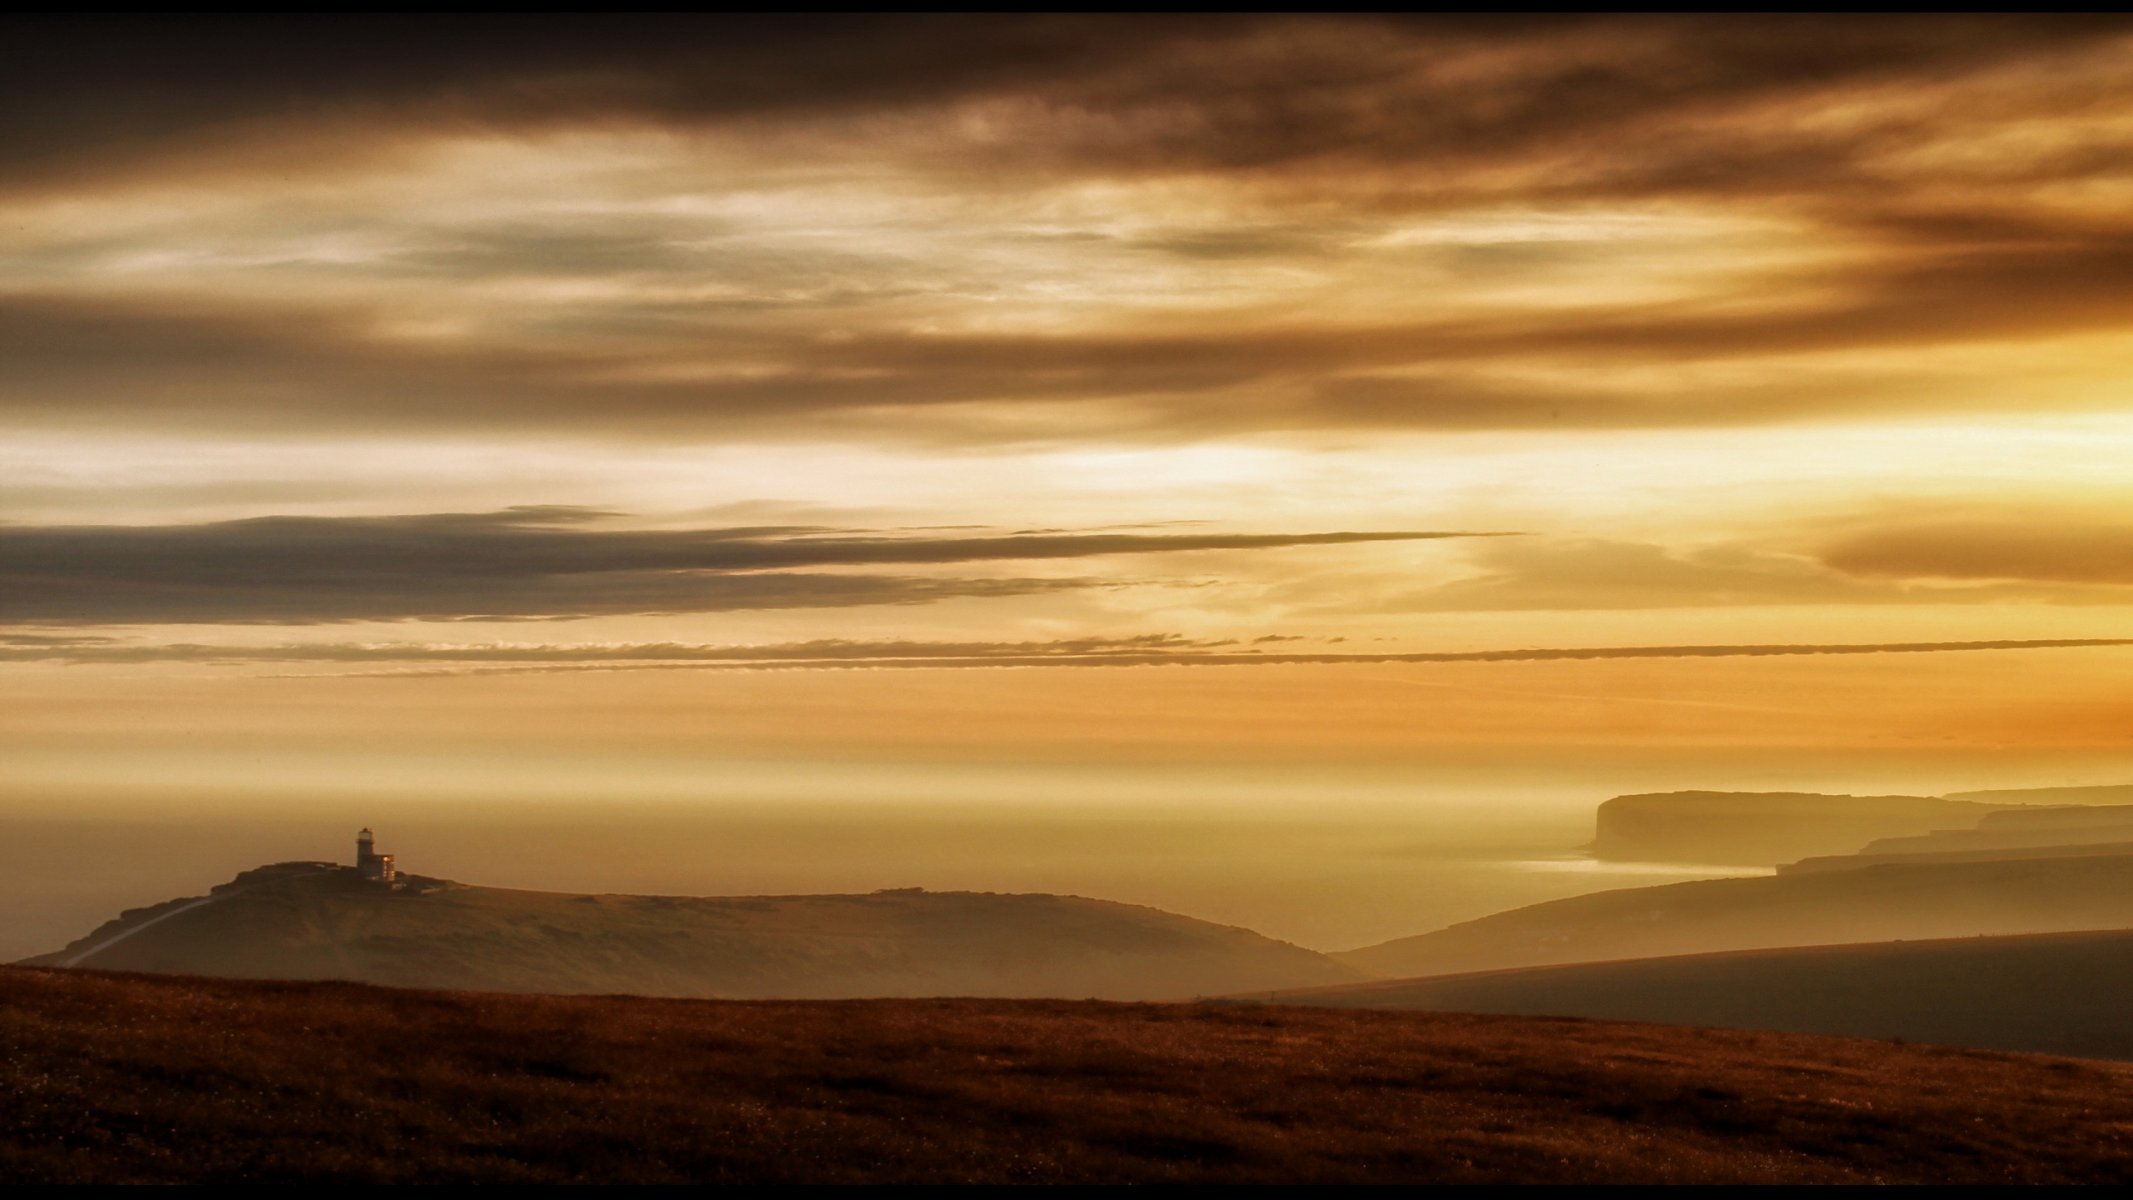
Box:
(1821, 514, 2133, 586)
(0, 633, 1236, 665)
(1360, 535, 2133, 613)
(0, 508, 1494, 625)
(7, 16, 2120, 196)
(4, 17, 2132, 445)
(10, 632, 2124, 675)
(337, 636, 2133, 677)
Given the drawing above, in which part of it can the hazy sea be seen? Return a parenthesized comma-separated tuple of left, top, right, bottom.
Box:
(17, 745, 2106, 964)
(0, 756, 1814, 963)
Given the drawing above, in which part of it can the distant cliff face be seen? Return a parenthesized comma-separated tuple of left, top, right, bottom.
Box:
(1775, 803, 2133, 874)
(1590, 791, 2003, 866)
(23, 866, 1362, 1002)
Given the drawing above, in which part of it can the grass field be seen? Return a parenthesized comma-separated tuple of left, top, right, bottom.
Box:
(4, 965, 2131, 1183)
(1253, 927, 2133, 1061)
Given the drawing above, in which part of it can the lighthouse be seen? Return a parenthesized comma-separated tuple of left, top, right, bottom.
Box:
(355, 827, 397, 883)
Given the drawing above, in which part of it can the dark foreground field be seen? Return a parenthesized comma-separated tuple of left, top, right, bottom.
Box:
(4, 966, 2132, 1184)
(1253, 928, 2133, 1062)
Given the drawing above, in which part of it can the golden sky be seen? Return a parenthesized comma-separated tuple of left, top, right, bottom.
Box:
(6, 15, 2133, 802)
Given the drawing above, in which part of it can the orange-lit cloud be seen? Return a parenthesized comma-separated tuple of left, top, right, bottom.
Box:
(3, 17, 2131, 444)
(5, 15, 2133, 782)
(1822, 514, 2133, 585)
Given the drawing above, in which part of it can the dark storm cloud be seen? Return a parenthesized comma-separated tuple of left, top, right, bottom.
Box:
(0, 507, 1491, 625)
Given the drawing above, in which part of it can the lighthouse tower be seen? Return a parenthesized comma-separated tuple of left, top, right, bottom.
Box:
(355, 827, 397, 883)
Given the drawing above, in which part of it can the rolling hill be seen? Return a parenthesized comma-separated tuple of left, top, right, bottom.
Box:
(1337, 851, 2133, 978)
(20, 863, 1359, 1001)
(5, 965, 2132, 1183)
(1252, 928, 2133, 1061)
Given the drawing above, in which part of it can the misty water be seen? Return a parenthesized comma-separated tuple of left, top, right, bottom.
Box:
(0, 758, 1804, 964)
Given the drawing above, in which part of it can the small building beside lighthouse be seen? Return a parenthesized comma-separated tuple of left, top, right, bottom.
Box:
(355, 827, 397, 884)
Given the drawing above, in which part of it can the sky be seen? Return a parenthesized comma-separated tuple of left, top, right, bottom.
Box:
(5, 16, 2133, 943)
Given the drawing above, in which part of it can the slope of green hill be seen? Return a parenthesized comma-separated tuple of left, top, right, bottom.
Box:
(6, 965, 2133, 1184)
(1255, 928, 2133, 1061)
(20, 863, 1358, 1001)
(1338, 852, 2133, 978)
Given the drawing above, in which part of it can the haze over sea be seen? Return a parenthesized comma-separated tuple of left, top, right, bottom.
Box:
(12, 748, 2129, 965)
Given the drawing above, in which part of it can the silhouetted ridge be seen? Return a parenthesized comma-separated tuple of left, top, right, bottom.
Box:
(23, 864, 1360, 1001)
(1338, 852, 2133, 978)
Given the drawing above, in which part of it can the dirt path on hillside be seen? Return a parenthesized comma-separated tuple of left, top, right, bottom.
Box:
(60, 866, 337, 968)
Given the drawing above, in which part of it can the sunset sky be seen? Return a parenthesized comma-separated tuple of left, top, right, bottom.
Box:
(7, 15, 2133, 885)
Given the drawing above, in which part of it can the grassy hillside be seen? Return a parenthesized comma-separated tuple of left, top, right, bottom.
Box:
(1257, 928, 2133, 1061)
(1339, 852, 2133, 978)
(21, 864, 1358, 1001)
(5, 966, 2133, 1183)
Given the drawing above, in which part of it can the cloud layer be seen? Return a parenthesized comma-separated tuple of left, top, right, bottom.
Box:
(4, 16, 2132, 443)
(8, 630, 2126, 676)
(0, 507, 1487, 624)
(8, 16, 2123, 195)
(1822, 516, 2133, 586)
